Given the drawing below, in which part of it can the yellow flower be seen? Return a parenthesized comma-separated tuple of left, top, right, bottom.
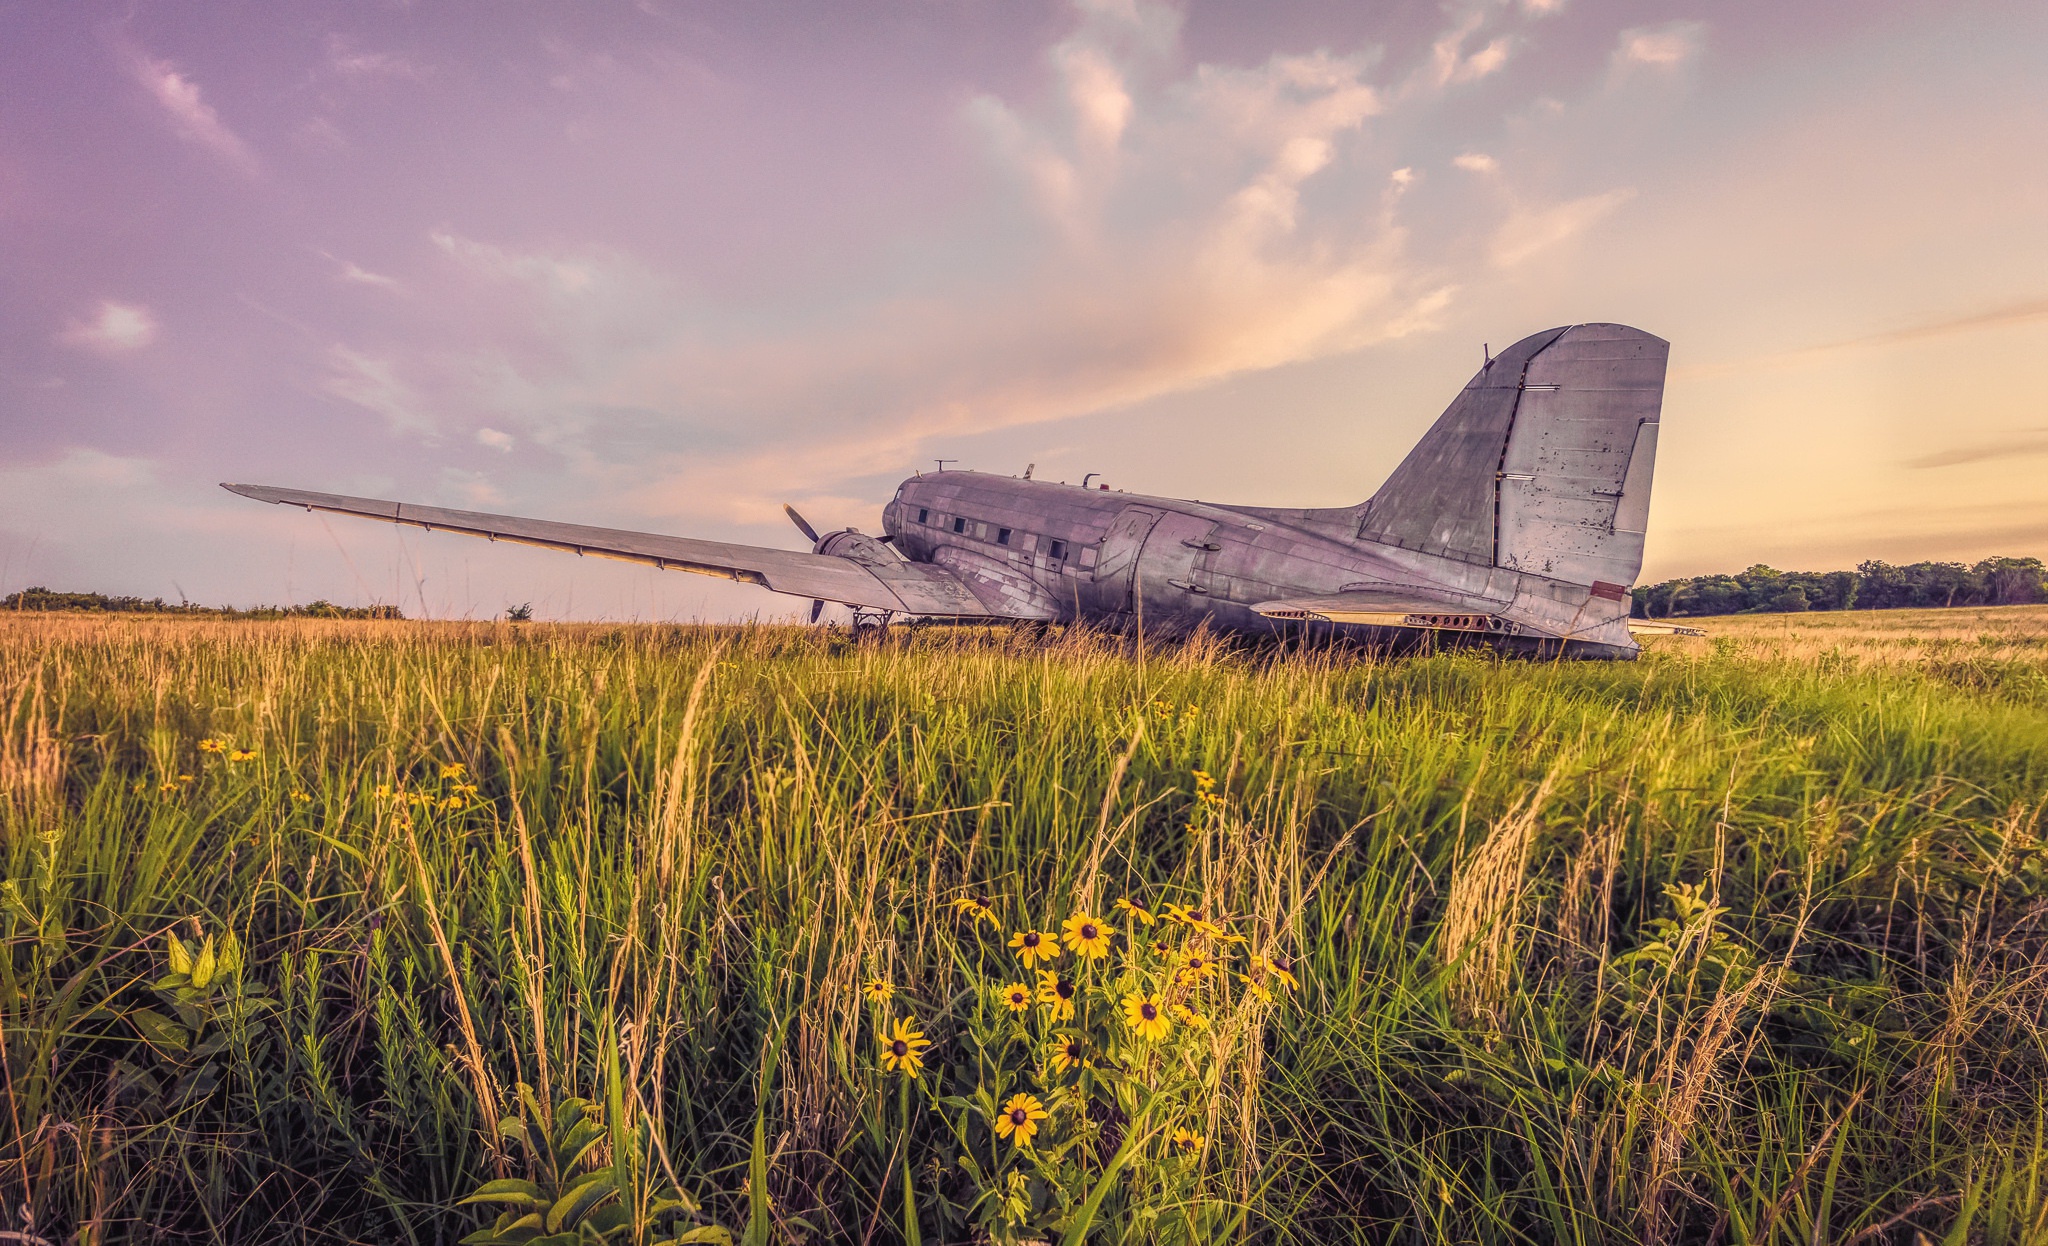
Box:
(290, 791, 312, 804)
(440, 762, 467, 779)
(1254, 954, 1300, 991)
(1113, 897, 1155, 927)
(1061, 913, 1112, 960)
(861, 979, 894, 1005)
(1123, 992, 1171, 1042)
(1049, 1034, 1087, 1075)
(197, 738, 228, 754)
(374, 784, 393, 799)
(1034, 969, 1077, 1021)
(950, 896, 999, 927)
(1000, 982, 1031, 1013)
(992, 1093, 1049, 1148)
(1170, 1002, 1209, 1030)
(1179, 952, 1218, 982)
(1191, 769, 1215, 793)
(879, 1016, 930, 1078)
(1170, 1127, 1206, 1157)
(1009, 929, 1057, 967)
(227, 749, 257, 763)
(1236, 973, 1273, 1004)
(438, 796, 463, 811)
(1161, 903, 1227, 939)
(158, 781, 179, 795)
(453, 782, 480, 797)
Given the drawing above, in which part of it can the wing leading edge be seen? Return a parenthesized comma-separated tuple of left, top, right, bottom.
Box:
(220, 483, 1002, 617)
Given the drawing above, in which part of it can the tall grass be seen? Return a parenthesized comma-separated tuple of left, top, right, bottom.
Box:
(2, 611, 2045, 1243)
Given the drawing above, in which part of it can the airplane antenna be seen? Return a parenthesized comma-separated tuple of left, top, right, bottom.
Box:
(1023, 462, 1034, 480)
(935, 458, 957, 472)
(1483, 343, 1492, 367)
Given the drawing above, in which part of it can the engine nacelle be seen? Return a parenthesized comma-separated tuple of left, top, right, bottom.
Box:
(815, 529, 900, 570)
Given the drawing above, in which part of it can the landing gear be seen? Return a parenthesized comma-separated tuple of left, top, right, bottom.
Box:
(850, 607, 893, 641)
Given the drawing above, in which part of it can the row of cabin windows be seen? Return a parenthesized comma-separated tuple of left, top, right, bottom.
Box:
(914, 506, 1067, 562)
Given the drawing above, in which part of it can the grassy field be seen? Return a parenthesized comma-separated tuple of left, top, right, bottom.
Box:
(2, 606, 2045, 1245)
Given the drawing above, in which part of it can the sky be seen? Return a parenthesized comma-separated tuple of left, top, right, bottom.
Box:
(3, 0, 2045, 621)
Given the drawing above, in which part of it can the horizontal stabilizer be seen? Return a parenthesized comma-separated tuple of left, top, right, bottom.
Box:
(1252, 591, 1519, 635)
(221, 483, 1013, 618)
(1625, 620, 1705, 637)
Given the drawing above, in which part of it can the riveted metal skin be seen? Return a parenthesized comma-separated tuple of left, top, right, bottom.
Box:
(224, 323, 1669, 659)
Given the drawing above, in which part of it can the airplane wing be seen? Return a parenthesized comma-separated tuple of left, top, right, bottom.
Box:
(221, 483, 1000, 617)
(1251, 590, 1522, 635)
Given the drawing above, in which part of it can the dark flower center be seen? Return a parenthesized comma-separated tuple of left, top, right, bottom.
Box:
(1009, 1109, 1028, 1125)
(1189, 958, 1204, 970)
(1023, 933, 1040, 946)
(891, 1041, 908, 1056)
(1056, 980, 1074, 1000)
(1140, 1003, 1158, 1021)
(1080, 924, 1098, 940)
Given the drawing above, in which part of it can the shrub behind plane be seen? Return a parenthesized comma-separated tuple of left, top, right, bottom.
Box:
(227, 322, 1701, 658)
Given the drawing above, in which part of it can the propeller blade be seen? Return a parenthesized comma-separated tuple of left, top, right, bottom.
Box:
(810, 599, 825, 624)
(782, 503, 820, 544)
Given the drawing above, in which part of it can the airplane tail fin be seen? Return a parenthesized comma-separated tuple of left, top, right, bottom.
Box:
(1357, 323, 1668, 591)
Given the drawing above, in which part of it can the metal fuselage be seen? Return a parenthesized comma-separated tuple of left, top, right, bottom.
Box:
(879, 472, 1632, 657)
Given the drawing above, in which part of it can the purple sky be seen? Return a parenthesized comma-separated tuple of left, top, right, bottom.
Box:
(4, 0, 2045, 620)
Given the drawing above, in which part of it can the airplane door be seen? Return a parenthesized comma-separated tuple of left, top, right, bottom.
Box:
(1134, 513, 1219, 628)
(1089, 506, 1162, 613)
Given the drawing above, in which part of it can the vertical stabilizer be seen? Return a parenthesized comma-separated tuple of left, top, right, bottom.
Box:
(1359, 323, 1667, 589)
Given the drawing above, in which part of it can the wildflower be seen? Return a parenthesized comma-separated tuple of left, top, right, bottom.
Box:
(992, 1093, 1049, 1148)
(374, 784, 392, 799)
(1191, 769, 1215, 793)
(950, 896, 998, 926)
(861, 979, 894, 1005)
(1113, 897, 1155, 927)
(879, 1016, 930, 1078)
(1236, 973, 1273, 1004)
(1180, 952, 1218, 982)
(227, 748, 257, 763)
(1009, 929, 1058, 967)
(158, 780, 179, 795)
(1161, 903, 1227, 939)
(290, 791, 312, 804)
(453, 782, 480, 798)
(1061, 913, 1112, 960)
(440, 762, 467, 779)
(1049, 1034, 1087, 1075)
(1254, 953, 1300, 991)
(1000, 982, 1031, 1013)
(197, 738, 228, 754)
(1149, 940, 1174, 959)
(1035, 969, 1077, 1022)
(1170, 1002, 1209, 1030)
(1170, 1127, 1206, 1157)
(1123, 992, 1171, 1042)
(438, 796, 463, 812)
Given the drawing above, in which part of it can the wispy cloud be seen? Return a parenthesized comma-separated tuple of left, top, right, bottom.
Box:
(1674, 297, 2048, 380)
(1904, 429, 2048, 469)
(1453, 152, 1498, 173)
(324, 346, 435, 435)
(1490, 188, 1634, 266)
(58, 301, 158, 353)
(1614, 21, 1705, 70)
(128, 54, 259, 174)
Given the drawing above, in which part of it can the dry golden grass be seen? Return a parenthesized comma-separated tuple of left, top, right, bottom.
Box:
(1643, 602, 2048, 664)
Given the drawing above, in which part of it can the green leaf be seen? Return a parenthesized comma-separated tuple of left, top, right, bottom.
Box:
(498, 1116, 532, 1145)
(460, 1210, 545, 1244)
(458, 1179, 548, 1208)
(552, 1097, 594, 1145)
(554, 1117, 606, 1173)
(128, 1008, 189, 1053)
(667, 1229, 734, 1245)
(166, 934, 192, 976)
(191, 935, 218, 989)
(546, 1170, 617, 1232)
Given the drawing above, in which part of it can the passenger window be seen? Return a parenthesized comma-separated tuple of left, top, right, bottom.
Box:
(952, 517, 966, 534)
(996, 528, 1011, 546)
(917, 508, 928, 524)
(1048, 539, 1067, 561)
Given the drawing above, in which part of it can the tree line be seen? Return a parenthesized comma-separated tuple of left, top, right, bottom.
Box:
(1, 587, 403, 620)
(1632, 557, 2047, 618)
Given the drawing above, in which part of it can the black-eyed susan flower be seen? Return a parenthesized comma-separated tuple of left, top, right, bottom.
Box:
(861, 979, 894, 1005)
(1009, 929, 1057, 967)
(1261, 953, 1300, 991)
(1161, 903, 1227, 939)
(1170, 1002, 1209, 1030)
(1034, 969, 1077, 1021)
(992, 1093, 1049, 1147)
(1000, 982, 1031, 1013)
(374, 784, 393, 799)
(1061, 913, 1111, 960)
(1180, 952, 1218, 981)
(198, 738, 228, 754)
(1049, 1035, 1087, 1075)
(1123, 992, 1171, 1042)
(440, 762, 467, 779)
(290, 791, 312, 804)
(1113, 897, 1156, 927)
(1236, 973, 1273, 1004)
(1170, 1127, 1206, 1157)
(950, 896, 998, 926)
(1191, 769, 1215, 793)
(879, 1016, 930, 1078)
(228, 748, 257, 763)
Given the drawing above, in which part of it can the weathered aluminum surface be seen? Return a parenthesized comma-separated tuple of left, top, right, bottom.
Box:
(224, 322, 1669, 659)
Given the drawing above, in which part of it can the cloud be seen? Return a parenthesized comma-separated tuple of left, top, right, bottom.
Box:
(1614, 22, 1704, 70)
(1490, 188, 1635, 266)
(320, 251, 399, 289)
(1904, 429, 2048, 469)
(1428, 17, 1515, 87)
(476, 427, 515, 452)
(129, 54, 259, 174)
(323, 346, 435, 435)
(1453, 152, 1498, 173)
(58, 301, 158, 353)
(1673, 297, 2048, 381)
(327, 37, 424, 82)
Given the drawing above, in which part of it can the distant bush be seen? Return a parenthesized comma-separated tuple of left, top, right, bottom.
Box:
(0, 586, 402, 620)
(1634, 556, 2046, 618)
